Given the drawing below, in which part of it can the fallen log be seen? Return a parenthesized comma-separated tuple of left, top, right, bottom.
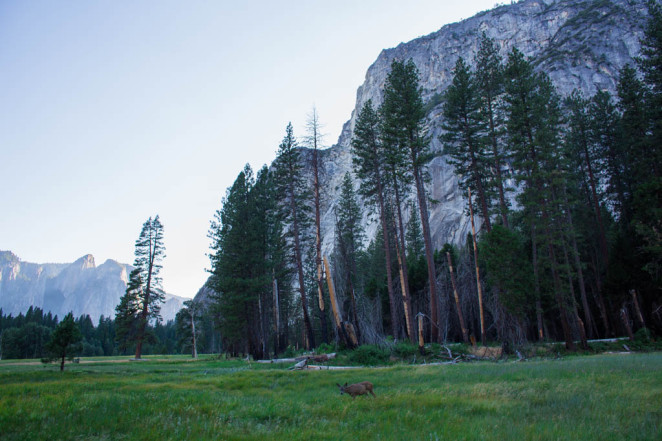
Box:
(303, 365, 364, 370)
(256, 358, 297, 364)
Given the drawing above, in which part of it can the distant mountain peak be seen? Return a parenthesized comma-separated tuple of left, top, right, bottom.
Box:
(73, 254, 96, 269)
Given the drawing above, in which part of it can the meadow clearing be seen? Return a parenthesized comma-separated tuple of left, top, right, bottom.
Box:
(0, 352, 660, 440)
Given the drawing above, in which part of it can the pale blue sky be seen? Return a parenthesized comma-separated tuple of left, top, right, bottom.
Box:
(0, 0, 497, 298)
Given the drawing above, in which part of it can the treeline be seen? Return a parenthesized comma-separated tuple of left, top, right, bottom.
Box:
(0, 307, 186, 360)
(195, 2, 662, 358)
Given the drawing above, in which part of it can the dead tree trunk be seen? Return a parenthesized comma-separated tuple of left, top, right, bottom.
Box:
(620, 306, 635, 341)
(468, 188, 486, 345)
(630, 289, 645, 329)
(447, 252, 469, 343)
(324, 256, 355, 348)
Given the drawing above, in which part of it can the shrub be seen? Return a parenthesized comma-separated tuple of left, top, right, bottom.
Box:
(347, 345, 390, 366)
(316, 343, 337, 354)
(393, 341, 418, 359)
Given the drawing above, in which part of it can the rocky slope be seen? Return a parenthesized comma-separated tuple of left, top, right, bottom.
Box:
(314, 0, 648, 254)
(0, 251, 185, 322)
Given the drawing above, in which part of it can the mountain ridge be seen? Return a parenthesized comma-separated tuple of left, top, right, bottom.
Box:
(0, 250, 185, 323)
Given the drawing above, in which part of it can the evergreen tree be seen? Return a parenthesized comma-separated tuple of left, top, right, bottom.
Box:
(351, 100, 399, 338)
(504, 48, 575, 349)
(475, 32, 510, 227)
(633, 1, 662, 283)
(442, 56, 492, 232)
(42, 312, 82, 371)
(208, 165, 270, 357)
(305, 107, 329, 344)
(381, 59, 439, 342)
(481, 225, 533, 319)
(565, 90, 609, 264)
(405, 204, 428, 297)
(335, 172, 365, 340)
(115, 216, 166, 359)
(272, 124, 316, 349)
(175, 299, 201, 358)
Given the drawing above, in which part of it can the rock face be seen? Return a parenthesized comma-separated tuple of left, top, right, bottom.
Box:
(314, 0, 648, 255)
(0, 250, 185, 323)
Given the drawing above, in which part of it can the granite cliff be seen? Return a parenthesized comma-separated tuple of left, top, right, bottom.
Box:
(314, 0, 648, 254)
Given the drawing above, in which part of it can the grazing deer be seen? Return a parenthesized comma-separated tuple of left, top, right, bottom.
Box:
(336, 381, 376, 399)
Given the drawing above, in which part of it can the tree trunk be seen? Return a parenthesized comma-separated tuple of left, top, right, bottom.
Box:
(468, 188, 486, 345)
(630, 289, 645, 329)
(413, 167, 440, 343)
(376, 179, 399, 339)
(562, 187, 595, 338)
(531, 224, 545, 341)
(561, 236, 588, 349)
(447, 252, 469, 343)
(468, 142, 492, 233)
(392, 182, 415, 342)
(312, 145, 329, 344)
(418, 314, 425, 353)
(582, 141, 609, 266)
(272, 275, 280, 356)
(621, 306, 635, 341)
(348, 284, 362, 344)
(289, 180, 315, 349)
(324, 256, 353, 348)
(191, 309, 198, 359)
(487, 96, 509, 228)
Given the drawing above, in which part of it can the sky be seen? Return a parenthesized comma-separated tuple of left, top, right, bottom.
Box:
(0, 0, 498, 298)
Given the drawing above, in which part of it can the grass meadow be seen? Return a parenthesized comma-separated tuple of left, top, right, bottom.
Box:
(0, 352, 660, 440)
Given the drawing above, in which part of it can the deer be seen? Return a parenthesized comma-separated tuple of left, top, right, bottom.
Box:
(336, 381, 376, 399)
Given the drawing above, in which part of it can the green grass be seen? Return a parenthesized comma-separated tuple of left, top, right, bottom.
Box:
(1, 353, 661, 440)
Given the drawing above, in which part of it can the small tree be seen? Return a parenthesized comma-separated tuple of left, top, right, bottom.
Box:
(42, 313, 82, 371)
(175, 299, 201, 358)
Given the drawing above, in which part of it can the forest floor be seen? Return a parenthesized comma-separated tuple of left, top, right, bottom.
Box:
(0, 351, 660, 440)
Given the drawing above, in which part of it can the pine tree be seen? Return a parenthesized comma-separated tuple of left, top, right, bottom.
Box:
(475, 32, 510, 227)
(305, 107, 329, 344)
(504, 48, 575, 350)
(442, 56, 492, 232)
(381, 59, 439, 342)
(42, 312, 82, 371)
(633, 1, 662, 283)
(351, 100, 399, 338)
(175, 299, 201, 358)
(208, 165, 272, 358)
(335, 172, 365, 340)
(115, 216, 166, 359)
(273, 123, 315, 349)
(381, 89, 415, 340)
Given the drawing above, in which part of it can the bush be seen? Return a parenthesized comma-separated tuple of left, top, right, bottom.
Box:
(316, 343, 337, 354)
(347, 345, 390, 366)
(281, 345, 303, 358)
(393, 341, 418, 359)
(634, 328, 652, 344)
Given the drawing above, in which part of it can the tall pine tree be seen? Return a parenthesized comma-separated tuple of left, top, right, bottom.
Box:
(273, 123, 316, 349)
(115, 216, 166, 359)
(381, 59, 439, 342)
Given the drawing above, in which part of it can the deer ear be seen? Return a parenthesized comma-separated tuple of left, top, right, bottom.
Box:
(344, 383, 348, 387)
(336, 383, 341, 387)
